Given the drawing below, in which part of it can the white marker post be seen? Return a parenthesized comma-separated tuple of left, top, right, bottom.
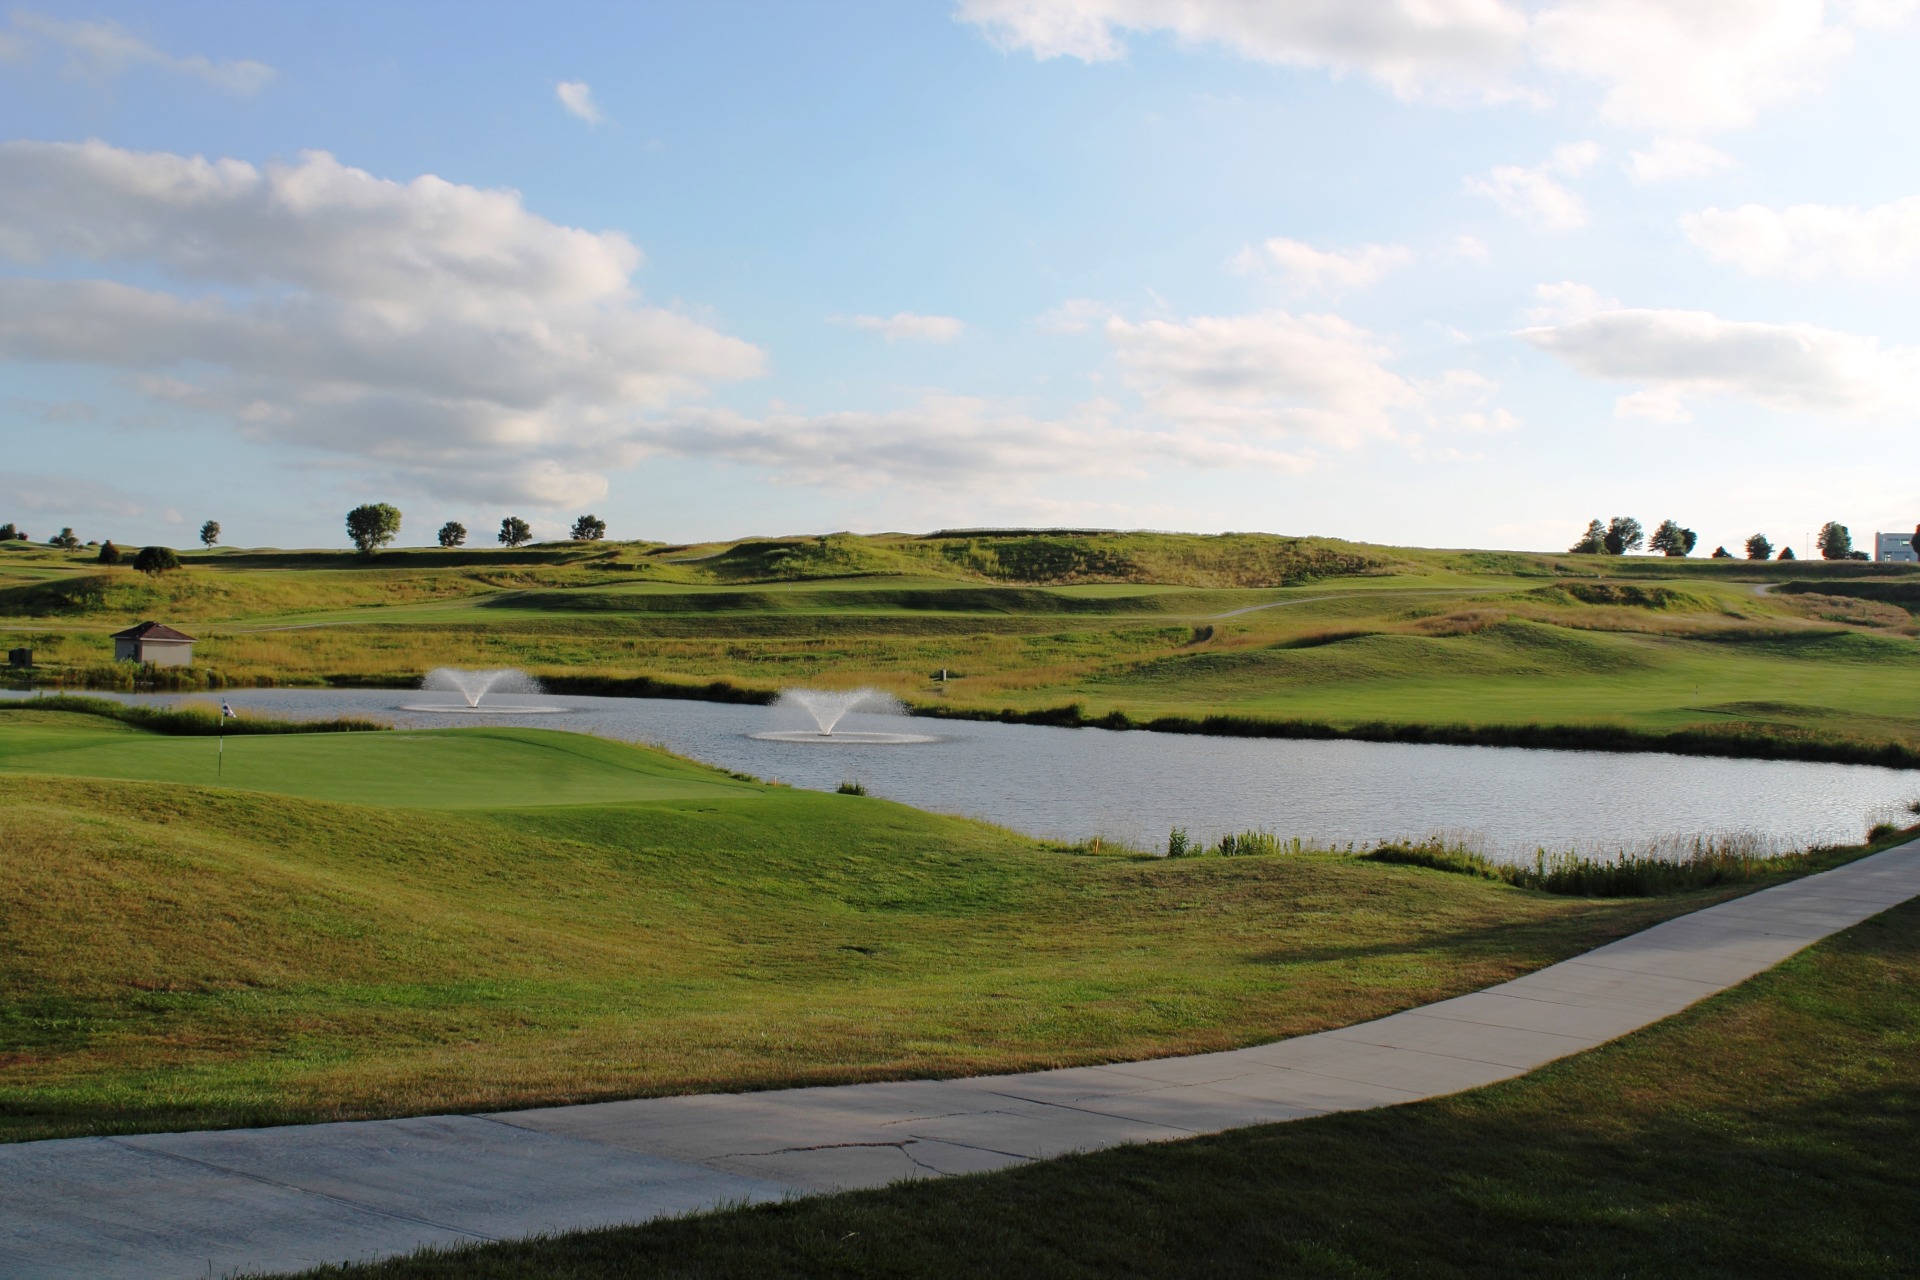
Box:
(220, 699, 236, 777)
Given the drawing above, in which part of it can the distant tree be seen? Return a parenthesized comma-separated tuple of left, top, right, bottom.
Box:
(1603, 516, 1644, 555)
(0, 523, 15, 541)
(1778, 546, 1797, 561)
(1818, 521, 1853, 561)
(570, 513, 607, 542)
(199, 520, 220, 548)
(49, 527, 80, 550)
(498, 515, 532, 548)
(437, 520, 467, 548)
(1648, 519, 1696, 557)
(133, 545, 180, 575)
(97, 540, 121, 565)
(345, 503, 403, 556)
(1911, 524, 1920, 558)
(1569, 519, 1606, 554)
(1745, 533, 1773, 561)
(1710, 545, 1732, 559)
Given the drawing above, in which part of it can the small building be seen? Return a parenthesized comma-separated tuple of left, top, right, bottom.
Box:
(1876, 532, 1919, 563)
(111, 621, 195, 667)
(7, 648, 30, 669)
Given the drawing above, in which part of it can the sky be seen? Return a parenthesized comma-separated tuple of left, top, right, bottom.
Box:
(1, 1, 1917, 555)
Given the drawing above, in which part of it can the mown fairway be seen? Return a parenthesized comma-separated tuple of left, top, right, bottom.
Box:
(1, 707, 1709, 1144)
(6, 530, 1920, 754)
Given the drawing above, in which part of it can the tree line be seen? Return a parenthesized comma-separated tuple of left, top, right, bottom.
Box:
(344, 505, 608, 555)
(1570, 517, 1880, 561)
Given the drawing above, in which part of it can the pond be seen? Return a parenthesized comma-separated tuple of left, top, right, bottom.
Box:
(17, 685, 1918, 862)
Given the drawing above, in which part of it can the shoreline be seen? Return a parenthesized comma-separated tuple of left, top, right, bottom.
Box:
(10, 667, 1919, 770)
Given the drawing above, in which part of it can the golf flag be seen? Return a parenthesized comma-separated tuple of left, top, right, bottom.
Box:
(222, 701, 236, 719)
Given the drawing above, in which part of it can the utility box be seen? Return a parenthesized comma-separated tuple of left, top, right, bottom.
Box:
(7, 648, 30, 668)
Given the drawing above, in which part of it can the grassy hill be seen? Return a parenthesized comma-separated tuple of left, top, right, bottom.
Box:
(1, 704, 1713, 1144)
(6, 529, 1920, 758)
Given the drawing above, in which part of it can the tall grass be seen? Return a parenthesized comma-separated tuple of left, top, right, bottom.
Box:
(1359, 829, 1910, 897)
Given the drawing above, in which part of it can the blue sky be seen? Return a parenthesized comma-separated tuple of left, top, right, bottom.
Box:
(2, 1, 1917, 554)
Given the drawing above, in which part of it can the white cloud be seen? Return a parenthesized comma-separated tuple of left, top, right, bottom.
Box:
(1683, 196, 1920, 280)
(1450, 234, 1491, 260)
(9, 11, 273, 93)
(961, 0, 1900, 133)
(1627, 135, 1734, 182)
(1531, 0, 1853, 134)
(0, 140, 762, 506)
(1525, 304, 1920, 416)
(1034, 298, 1112, 333)
(1231, 237, 1413, 295)
(1465, 141, 1599, 230)
(830, 312, 967, 343)
(0, 471, 146, 522)
(1522, 280, 1620, 324)
(956, 0, 1531, 102)
(1613, 389, 1692, 422)
(1105, 309, 1495, 446)
(639, 396, 1314, 490)
(555, 80, 604, 124)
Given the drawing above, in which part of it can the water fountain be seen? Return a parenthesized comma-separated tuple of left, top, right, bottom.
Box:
(751, 687, 937, 744)
(401, 667, 565, 714)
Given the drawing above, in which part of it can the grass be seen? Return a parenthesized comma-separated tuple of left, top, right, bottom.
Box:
(8, 529, 1920, 763)
(283, 890, 1920, 1279)
(2, 710, 1723, 1144)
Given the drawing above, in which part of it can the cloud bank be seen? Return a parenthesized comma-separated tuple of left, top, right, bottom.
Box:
(959, 0, 1909, 132)
(0, 140, 763, 505)
(1684, 196, 1920, 280)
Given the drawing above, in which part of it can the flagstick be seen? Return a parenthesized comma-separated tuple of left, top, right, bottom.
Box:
(218, 730, 224, 778)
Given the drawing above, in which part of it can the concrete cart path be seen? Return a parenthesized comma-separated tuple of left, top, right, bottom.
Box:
(7, 841, 1919, 1280)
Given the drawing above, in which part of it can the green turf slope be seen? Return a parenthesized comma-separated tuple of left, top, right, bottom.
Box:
(0, 711, 1707, 1143)
(0, 711, 755, 808)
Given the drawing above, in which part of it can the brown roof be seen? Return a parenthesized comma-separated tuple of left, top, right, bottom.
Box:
(111, 621, 195, 642)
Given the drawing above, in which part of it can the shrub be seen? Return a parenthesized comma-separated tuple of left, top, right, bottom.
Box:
(96, 540, 120, 565)
(132, 545, 180, 575)
(836, 780, 867, 796)
(1166, 826, 1193, 857)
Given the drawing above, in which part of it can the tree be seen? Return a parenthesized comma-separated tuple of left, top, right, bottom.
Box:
(1818, 521, 1853, 560)
(570, 513, 607, 542)
(199, 520, 220, 548)
(1648, 519, 1696, 557)
(498, 515, 532, 548)
(49, 527, 80, 550)
(1778, 546, 1797, 561)
(346, 503, 402, 556)
(0, 523, 14, 541)
(1569, 519, 1606, 554)
(133, 545, 180, 575)
(97, 540, 121, 565)
(1910, 525, 1920, 558)
(1745, 533, 1773, 561)
(437, 521, 467, 548)
(1710, 545, 1732, 559)
(1603, 516, 1644, 555)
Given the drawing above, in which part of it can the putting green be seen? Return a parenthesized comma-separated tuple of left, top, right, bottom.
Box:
(0, 714, 760, 809)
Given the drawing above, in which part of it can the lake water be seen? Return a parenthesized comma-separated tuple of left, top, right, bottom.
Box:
(18, 685, 1919, 861)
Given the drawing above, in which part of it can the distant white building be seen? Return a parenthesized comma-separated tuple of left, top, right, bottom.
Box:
(1876, 531, 1919, 563)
